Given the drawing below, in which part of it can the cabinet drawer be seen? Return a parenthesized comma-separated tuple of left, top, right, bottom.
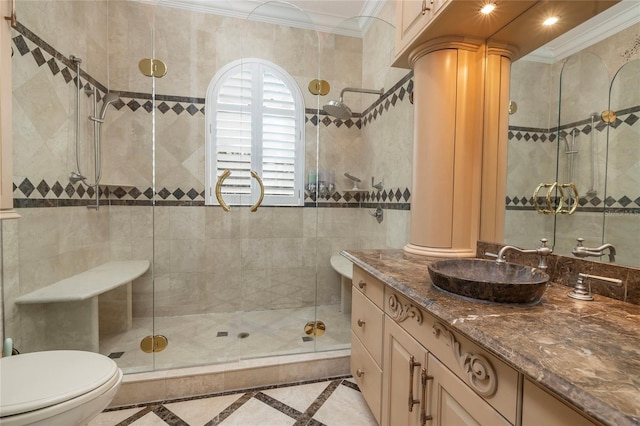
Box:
(353, 266, 385, 309)
(352, 288, 384, 366)
(351, 331, 382, 424)
(385, 289, 518, 424)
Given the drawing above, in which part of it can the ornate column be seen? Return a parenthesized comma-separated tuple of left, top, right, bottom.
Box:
(480, 44, 517, 243)
(404, 37, 484, 258)
(404, 37, 515, 257)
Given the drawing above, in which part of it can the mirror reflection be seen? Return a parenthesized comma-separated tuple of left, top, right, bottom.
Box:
(506, 20, 640, 267)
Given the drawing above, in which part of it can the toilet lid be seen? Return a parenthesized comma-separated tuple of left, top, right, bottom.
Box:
(0, 350, 120, 417)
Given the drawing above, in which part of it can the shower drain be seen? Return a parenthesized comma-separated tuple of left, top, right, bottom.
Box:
(238, 332, 250, 339)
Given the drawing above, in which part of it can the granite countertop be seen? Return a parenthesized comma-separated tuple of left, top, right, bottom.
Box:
(342, 249, 640, 426)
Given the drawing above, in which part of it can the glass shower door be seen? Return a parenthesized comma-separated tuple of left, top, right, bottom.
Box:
(146, 0, 330, 370)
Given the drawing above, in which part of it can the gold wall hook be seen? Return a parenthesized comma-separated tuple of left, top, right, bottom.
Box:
(215, 169, 231, 211)
(250, 170, 264, 212)
(138, 58, 168, 78)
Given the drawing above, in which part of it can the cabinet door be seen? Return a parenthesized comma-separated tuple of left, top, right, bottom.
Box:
(382, 316, 428, 426)
(429, 354, 511, 426)
(522, 379, 598, 426)
(396, 0, 433, 51)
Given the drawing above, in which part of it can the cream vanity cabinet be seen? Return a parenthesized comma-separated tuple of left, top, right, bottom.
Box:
(350, 267, 385, 424)
(350, 265, 603, 426)
(382, 289, 517, 426)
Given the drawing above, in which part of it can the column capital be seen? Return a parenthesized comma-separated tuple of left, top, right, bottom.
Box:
(486, 42, 518, 60)
(408, 36, 483, 67)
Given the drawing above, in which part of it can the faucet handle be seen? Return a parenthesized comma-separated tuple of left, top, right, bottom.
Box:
(568, 273, 623, 301)
(539, 238, 548, 247)
(575, 237, 585, 247)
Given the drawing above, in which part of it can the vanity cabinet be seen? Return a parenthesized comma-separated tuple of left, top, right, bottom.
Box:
(350, 267, 385, 424)
(350, 264, 606, 426)
(383, 288, 515, 425)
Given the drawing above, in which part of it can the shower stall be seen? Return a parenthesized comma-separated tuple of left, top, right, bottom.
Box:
(1, 0, 410, 382)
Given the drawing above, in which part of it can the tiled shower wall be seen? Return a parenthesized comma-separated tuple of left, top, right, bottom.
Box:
(505, 23, 640, 267)
(3, 0, 413, 352)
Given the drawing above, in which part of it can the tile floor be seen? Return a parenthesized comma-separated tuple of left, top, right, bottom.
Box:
(101, 304, 351, 374)
(89, 376, 378, 426)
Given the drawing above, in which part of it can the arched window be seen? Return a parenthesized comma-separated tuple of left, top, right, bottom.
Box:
(205, 59, 305, 207)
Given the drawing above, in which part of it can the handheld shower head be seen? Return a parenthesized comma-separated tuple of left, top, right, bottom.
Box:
(69, 171, 87, 184)
(99, 92, 119, 120)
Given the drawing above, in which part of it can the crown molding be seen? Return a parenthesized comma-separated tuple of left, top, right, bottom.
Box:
(522, 0, 640, 63)
(136, 0, 388, 37)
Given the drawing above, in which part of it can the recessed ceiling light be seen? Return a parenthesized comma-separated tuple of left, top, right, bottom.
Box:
(543, 16, 559, 26)
(480, 3, 496, 14)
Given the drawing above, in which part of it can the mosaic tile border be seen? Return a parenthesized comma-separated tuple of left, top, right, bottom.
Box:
(506, 108, 640, 214)
(13, 177, 411, 210)
(508, 107, 640, 144)
(11, 23, 414, 130)
(11, 22, 413, 211)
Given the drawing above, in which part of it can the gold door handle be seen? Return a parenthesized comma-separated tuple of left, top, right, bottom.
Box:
(560, 183, 579, 215)
(533, 182, 563, 214)
(215, 169, 231, 212)
(250, 170, 264, 212)
(356, 368, 365, 377)
(357, 319, 366, 327)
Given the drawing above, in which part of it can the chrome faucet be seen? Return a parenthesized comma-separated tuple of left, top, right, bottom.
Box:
(496, 238, 553, 271)
(572, 237, 616, 262)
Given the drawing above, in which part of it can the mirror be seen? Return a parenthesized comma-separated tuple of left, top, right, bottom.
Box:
(603, 59, 640, 266)
(506, 19, 640, 267)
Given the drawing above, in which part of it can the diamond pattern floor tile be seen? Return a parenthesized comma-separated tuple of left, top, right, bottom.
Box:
(89, 378, 377, 426)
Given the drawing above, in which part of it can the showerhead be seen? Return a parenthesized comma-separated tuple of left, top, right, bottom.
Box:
(322, 87, 383, 120)
(99, 92, 119, 120)
(323, 98, 353, 120)
(69, 171, 87, 184)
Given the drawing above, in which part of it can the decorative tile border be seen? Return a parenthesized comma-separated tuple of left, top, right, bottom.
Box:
(11, 22, 413, 211)
(508, 107, 639, 145)
(13, 176, 411, 210)
(507, 108, 640, 214)
(11, 23, 413, 129)
(104, 376, 359, 425)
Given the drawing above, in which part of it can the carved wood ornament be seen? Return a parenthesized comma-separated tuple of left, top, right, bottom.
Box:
(433, 322, 498, 397)
(387, 294, 423, 324)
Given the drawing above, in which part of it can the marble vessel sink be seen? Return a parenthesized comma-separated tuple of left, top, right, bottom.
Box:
(427, 258, 550, 304)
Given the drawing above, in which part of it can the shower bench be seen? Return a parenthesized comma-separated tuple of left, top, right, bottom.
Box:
(330, 255, 353, 314)
(15, 260, 150, 352)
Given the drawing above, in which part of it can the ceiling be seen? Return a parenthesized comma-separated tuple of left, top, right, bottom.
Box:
(148, 0, 639, 62)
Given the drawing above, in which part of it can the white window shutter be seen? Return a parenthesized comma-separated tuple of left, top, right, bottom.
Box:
(206, 59, 304, 207)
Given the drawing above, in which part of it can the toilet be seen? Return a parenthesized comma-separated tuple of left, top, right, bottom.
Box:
(0, 350, 122, 426)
